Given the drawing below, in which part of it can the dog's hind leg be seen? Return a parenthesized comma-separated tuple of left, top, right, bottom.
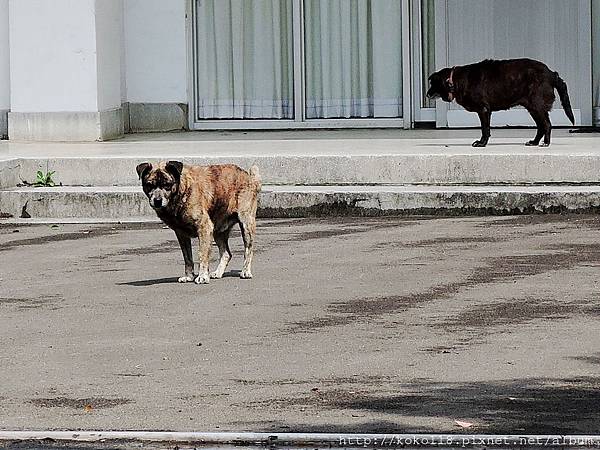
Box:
(539, 111, 552, 147)
(525, 109, 545, 146)
(238, 214, 256, 279)
(210, 228, 232, 279)
(175, 230, 195, 283)
(472, 109, 491, 147)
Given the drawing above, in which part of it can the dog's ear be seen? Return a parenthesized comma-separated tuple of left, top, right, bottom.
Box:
(165, 160, 184, 183)
(136, 162, 152, 180)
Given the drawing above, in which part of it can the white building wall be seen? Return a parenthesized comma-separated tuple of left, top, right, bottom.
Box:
(0, 0, 9, 136)
(0, 0, 9, 109)
(8, 0, 123, 140)
(95, 0, 123, 112)
(9, 0, 99, 112)
(123, 0, 187, 103)
(593, 0, 600, 124)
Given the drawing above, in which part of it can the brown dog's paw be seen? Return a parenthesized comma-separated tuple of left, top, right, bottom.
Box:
(525, 140, 539, 146)
(539, 142, 550, 147)
(472, 140, 487, 147)
(178, 274, 195, 283)
(194, 273, 210, 284)
(240, 270, 253, 279)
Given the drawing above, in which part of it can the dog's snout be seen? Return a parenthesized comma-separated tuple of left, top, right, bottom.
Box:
(152, 198, 163, 208)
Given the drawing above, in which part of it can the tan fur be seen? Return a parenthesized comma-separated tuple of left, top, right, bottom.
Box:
(136, 161, 261, 284)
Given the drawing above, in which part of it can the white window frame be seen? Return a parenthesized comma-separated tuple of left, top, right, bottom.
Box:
(410, 0, 436, 123)
(186, 0, 412, 130)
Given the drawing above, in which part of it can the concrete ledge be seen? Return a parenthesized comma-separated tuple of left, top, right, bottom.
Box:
(128, 102, 188, 132)
(3, 185, 600, 220)
(8, 108, 124, 141)
(0, 430, 597, 448)
(8, 152, 600, 187)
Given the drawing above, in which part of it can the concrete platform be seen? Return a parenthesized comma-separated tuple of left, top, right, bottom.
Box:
(1, 129, 600, 219)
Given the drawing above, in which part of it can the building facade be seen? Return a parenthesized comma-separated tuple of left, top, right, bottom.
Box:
(0, 0, 599, 141)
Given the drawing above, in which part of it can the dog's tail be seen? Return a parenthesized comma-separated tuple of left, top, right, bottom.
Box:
(249, 165, 262, 192)
(554, 72, 575, 125)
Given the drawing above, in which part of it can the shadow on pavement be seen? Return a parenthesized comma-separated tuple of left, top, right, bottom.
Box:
(117, 277, 176, 286)
(245, 377, 600, 434)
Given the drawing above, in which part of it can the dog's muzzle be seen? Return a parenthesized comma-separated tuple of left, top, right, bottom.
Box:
(149, 190, 169, 209)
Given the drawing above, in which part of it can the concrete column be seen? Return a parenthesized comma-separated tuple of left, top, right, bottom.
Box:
(0, 0, 9, 138)
(8, 0, 124, 141)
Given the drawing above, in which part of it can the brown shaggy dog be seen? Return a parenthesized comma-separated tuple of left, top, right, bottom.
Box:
(136, 161, 261, 284)
(427, 58, 575, 147)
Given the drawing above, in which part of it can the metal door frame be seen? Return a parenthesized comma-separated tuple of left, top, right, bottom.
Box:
(410, 0, 436, 124)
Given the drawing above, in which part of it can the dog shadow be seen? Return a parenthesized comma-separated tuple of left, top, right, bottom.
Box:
(119, 270, 242, 286)
(118, 277, 176, 287)
(221, 269, 242, 278)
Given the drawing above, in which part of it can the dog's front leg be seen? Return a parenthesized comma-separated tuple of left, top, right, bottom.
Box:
(194, 216, 214, 284)
(473, 110, 491, 147)
(175, 230, 195, 283)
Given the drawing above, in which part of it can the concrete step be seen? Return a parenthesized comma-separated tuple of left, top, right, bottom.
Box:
(3, 184, 600, 220)
(2, 133, 600, 188)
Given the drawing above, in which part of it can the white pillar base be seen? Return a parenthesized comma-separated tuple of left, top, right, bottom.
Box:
(8, 108, 123, 141)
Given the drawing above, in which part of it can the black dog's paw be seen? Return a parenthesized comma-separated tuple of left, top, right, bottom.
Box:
(525, 140, 539, 146)
(539, 142, 550, 147)
(472, 140, 487, 147)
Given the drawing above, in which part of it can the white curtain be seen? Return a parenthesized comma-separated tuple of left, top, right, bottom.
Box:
(195, 0, 293, 119)
(304, 0, 403, 119)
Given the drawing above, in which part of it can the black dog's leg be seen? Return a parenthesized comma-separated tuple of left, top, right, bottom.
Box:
(540, 111, 552, 147)
(175, 230, 195, 283)
(525, 109, 544, 146)
(472, 109, 491, 147)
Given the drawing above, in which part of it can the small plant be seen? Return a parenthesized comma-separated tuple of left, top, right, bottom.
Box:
(34, 170, 56, 187)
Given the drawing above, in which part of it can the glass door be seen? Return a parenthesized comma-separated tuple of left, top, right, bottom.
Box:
(190, 0, 411, 129)
(193, 0, 294, 121)
(303, 0, 404, 120)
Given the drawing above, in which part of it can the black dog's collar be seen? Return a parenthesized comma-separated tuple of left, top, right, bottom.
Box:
(446, 66, 456, 93)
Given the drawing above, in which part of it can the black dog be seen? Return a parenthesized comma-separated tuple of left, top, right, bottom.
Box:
(427, 58, 575, 147)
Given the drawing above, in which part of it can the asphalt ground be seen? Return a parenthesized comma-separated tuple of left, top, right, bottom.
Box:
(0, 215, 599, 434)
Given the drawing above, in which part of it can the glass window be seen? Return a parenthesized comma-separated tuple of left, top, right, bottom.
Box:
(195, 0, 294, 119)
(303, 0, 403, 119)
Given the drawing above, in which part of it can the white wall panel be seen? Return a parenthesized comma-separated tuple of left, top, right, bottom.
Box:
(0, 0, 9, 111)
(443, 0, 591, 126)
(124, 0, 187, 103)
